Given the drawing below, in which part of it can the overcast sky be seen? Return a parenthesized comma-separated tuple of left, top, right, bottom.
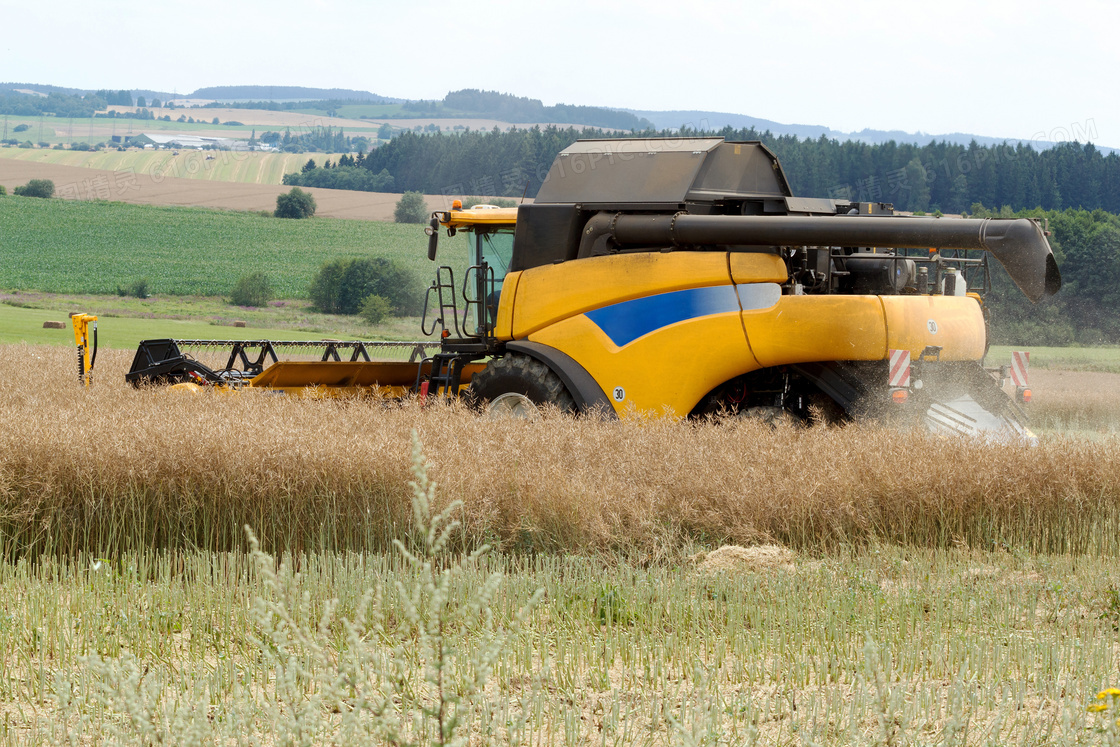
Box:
(5, 0, 1116, 146)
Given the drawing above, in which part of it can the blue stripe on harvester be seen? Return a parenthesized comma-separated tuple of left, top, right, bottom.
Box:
(584, 285, 741, 348)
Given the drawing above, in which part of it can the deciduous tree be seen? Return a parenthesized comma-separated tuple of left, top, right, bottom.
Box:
(274, 187, 316, 219)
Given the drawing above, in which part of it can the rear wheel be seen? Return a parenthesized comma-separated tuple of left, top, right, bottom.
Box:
(691, 368, 846, 426)
(737, 405, 801, 427)
(468, 354, 575, 418)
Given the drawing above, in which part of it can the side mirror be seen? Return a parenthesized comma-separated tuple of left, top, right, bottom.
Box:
(425, 216, 440, 261)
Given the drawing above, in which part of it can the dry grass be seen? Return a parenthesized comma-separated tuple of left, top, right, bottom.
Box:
(694, 544, 798, 575)
(3, 344, 1119, 559)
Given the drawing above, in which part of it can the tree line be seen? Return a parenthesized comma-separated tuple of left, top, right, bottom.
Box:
(188, 88, 651, 131)
(93, 89, 134, 106)
(361, 126, 602, 199)
(978, 205, 1120, 345)
(262, 125, 369, 154)
(190, 85, 388, 101)
(358, 125, 1120, 215)
(0, 90, 110, 118)
(282, 154, 394, 192)
(435, 89, 652, 130)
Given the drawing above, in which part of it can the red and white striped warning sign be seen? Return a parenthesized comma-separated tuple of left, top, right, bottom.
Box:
(888, 349, 911, 387)
(1010, 351, 1029, 387)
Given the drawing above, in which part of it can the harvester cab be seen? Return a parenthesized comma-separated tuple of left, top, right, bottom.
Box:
(423, 201, 517, 341)
(413, 202, 518, 400)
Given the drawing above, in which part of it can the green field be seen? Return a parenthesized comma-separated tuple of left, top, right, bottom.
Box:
(6, 539, 1119, 744)
(989, 344, 1120, 373)
(0, 290, 434, 348)
(0, 196, 468, 298)
(0, 301, 344, 350)
(0, 146, 349, 184)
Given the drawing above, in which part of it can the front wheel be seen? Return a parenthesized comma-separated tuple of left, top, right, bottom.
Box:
(467, 354, 575, 418)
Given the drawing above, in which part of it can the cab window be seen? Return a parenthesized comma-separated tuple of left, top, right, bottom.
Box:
(475, 229, 514, 288)
(473, 228, 514, 332)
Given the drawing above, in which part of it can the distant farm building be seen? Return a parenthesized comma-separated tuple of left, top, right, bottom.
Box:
(128, 133, 243, 150)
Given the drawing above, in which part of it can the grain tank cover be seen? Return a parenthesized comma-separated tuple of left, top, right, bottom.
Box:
(534, 138, 793, 205)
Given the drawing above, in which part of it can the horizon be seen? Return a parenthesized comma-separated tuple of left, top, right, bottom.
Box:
(3, 0, 1116, 147)
(3, 82, 1112, 153)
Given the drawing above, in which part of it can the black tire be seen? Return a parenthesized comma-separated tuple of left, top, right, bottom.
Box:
(736, 405, 801, 428)
(467, 354, 575, 415)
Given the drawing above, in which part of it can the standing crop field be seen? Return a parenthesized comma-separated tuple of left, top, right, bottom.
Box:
(3, 346, 1120, 558)
(0, 197, 468, 298)
(0, 148, 346, 185)
(1, 345, 1120, 744)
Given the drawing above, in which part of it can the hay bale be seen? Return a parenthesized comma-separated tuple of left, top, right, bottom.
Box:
(233, 321, 247, 328)
(696, 544, 796, 576)
(42, 321, 66, 330)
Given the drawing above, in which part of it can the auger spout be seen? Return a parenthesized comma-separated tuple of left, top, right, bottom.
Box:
(598, 214, 1061, 303)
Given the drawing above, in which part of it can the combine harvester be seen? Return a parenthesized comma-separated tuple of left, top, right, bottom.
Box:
(120, 138, 1060, 437)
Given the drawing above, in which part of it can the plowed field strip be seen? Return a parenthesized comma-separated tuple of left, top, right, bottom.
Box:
(0, 158, 447, 220)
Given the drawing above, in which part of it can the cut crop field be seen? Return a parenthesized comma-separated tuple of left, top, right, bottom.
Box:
(0, 147, 347, 185)
(986, 346, 1120, 436)
(0, 113, 382, 146)
(0, 160, 450, 220)
(106, 107, 385, 132)
(300, 102, 408, 119)
(5, 535, 1120, 745)
(103, 105, 602, 132)
(2, 108, 607, 152)
(0, 196, 468, 298)
(2, 345, 1120, 744)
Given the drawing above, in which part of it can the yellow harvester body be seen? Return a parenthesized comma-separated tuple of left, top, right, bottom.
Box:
(124, 138, 1060, 436)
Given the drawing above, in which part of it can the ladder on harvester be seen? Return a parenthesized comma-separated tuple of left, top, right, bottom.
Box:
(421, 350, 470, 399)
(417, 265, 492, 398)
(421, 266, 465, 340)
